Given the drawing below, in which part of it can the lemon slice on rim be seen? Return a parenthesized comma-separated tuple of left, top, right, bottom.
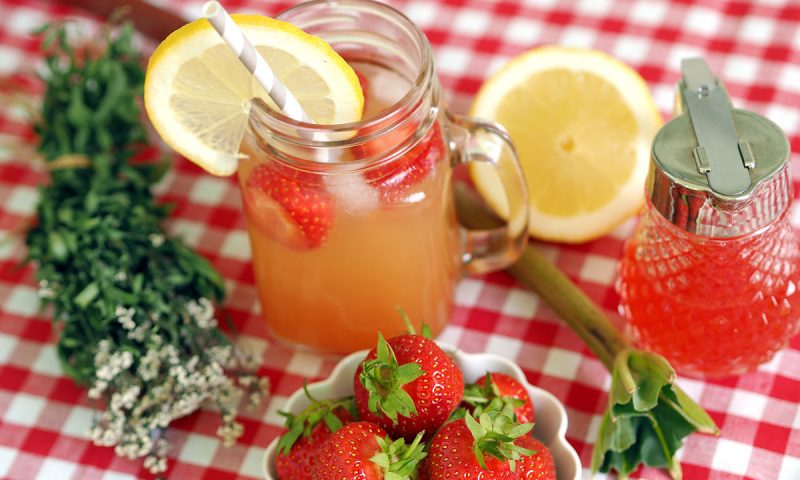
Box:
(144, 15, 364, 176)
(470, 46, 662, 243)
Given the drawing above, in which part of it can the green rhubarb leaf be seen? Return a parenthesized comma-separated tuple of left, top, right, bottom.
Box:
(665, 384, 720, 435)
(592, 349, 719, 480)
(611, 350, 674, 413)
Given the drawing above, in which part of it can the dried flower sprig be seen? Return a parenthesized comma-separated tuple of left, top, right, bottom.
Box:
(22, 21, 269, 474)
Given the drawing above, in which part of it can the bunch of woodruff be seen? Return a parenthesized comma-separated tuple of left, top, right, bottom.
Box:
(274, 325, 557, 479)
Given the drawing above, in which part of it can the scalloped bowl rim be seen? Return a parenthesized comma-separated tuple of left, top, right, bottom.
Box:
(263, 343, 581, 479)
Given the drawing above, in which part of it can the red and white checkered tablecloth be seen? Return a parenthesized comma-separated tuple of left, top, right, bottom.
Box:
(1, 0, 799, 478)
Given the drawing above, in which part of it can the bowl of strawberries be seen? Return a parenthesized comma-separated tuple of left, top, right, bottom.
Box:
(264, 329, 581, 479)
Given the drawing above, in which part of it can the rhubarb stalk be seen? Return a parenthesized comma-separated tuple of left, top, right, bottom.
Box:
(455, 186, 719, 479)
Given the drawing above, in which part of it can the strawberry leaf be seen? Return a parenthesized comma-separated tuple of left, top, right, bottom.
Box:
(464, 412, 534, 472)
(397, 308, 415, 335)
(371, 431, 427, 479)
(474, 443, 487, 470)
(276, 419, 304, 455)
(421, 323, 433, 339)
(376, 333, 391, 363)
(510, 444, 535, 456)
(396, 308, 433, 339)
(322, 410, 342, 433)
(462, 373, 526, 421)
(396, 363, 424, 380)
(465, 412, 486, 440)
(507, 423, 534, 439)
(276, 389, 354, 454)
(360, 334, 424, 423)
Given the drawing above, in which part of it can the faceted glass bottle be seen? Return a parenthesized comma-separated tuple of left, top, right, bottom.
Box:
(617, 58, 800, 377)
(619, 195, 800, 377)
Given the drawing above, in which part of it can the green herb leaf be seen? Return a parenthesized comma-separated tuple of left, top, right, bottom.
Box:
(74, 282, 99, 308)
(21, 23, 263, 476)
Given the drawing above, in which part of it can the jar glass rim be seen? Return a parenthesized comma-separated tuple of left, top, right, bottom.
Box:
(251, 0, 434, 137)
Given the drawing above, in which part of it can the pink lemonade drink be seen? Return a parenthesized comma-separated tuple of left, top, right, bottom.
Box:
(239, 67, 460, 352)
(236, 0, 529, 353)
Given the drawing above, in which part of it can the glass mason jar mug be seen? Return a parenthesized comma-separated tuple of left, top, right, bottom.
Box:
(237, 0, 529, 353)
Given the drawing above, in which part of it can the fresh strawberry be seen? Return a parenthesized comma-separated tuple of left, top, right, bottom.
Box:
(311, 421, 426, 480)
(416, 457, 431, 480)
(427, 412, 534, 479)
(354, 331, 463, 441)
(515, 435, 556, 480)
(275, 391, 356, 480)
(463, 372, 535, 424)
(361, 122, 445, 204)
(244, 162, 334, 249)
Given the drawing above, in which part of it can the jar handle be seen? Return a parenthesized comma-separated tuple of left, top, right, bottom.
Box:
(445, 112, 529, 274)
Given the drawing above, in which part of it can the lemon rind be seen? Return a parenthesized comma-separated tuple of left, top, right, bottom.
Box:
(144, 15, 364, 176)
(469, 46, 662, 243)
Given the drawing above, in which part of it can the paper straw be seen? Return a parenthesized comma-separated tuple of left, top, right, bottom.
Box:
(202, 1, 313, 124)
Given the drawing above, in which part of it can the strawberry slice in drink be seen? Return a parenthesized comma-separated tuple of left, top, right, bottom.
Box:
(350, 64, 445, 205)
(244, 162, 334, 249)
(361, 121, 445, 205)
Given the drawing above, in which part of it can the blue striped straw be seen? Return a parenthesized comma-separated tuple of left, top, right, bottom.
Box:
(202, 1, 314, 124)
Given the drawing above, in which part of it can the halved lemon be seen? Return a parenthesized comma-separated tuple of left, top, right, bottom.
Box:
(144, 15, 364, 176)
(470, 46, 662, 243)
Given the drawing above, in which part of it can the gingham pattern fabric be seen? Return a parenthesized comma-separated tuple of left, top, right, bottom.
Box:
(1, 0, 799, 479)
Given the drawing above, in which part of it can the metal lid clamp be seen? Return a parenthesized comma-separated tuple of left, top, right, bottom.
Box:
(648, 57, 791, 237)
(678, 58, 753, 197)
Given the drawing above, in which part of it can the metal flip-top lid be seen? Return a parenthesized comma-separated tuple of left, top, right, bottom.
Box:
(648, 57, 791, 237)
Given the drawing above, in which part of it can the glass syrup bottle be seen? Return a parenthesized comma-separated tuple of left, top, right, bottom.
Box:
(617, 58, 800, 377)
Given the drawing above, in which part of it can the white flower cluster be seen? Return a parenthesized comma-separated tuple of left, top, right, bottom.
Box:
(239, 374, 271, 409)
(148, 233, 165, 247)
(85, 298, 270, 474)
(88, 340, 134, 400)
(186, 298, 217, 329)
(129, 313, 155, 343)
(37, 279, 56, 299)
(115, 305, 136, 330)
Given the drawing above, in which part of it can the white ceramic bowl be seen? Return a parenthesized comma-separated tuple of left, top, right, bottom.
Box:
(263, 344, 582, 479)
